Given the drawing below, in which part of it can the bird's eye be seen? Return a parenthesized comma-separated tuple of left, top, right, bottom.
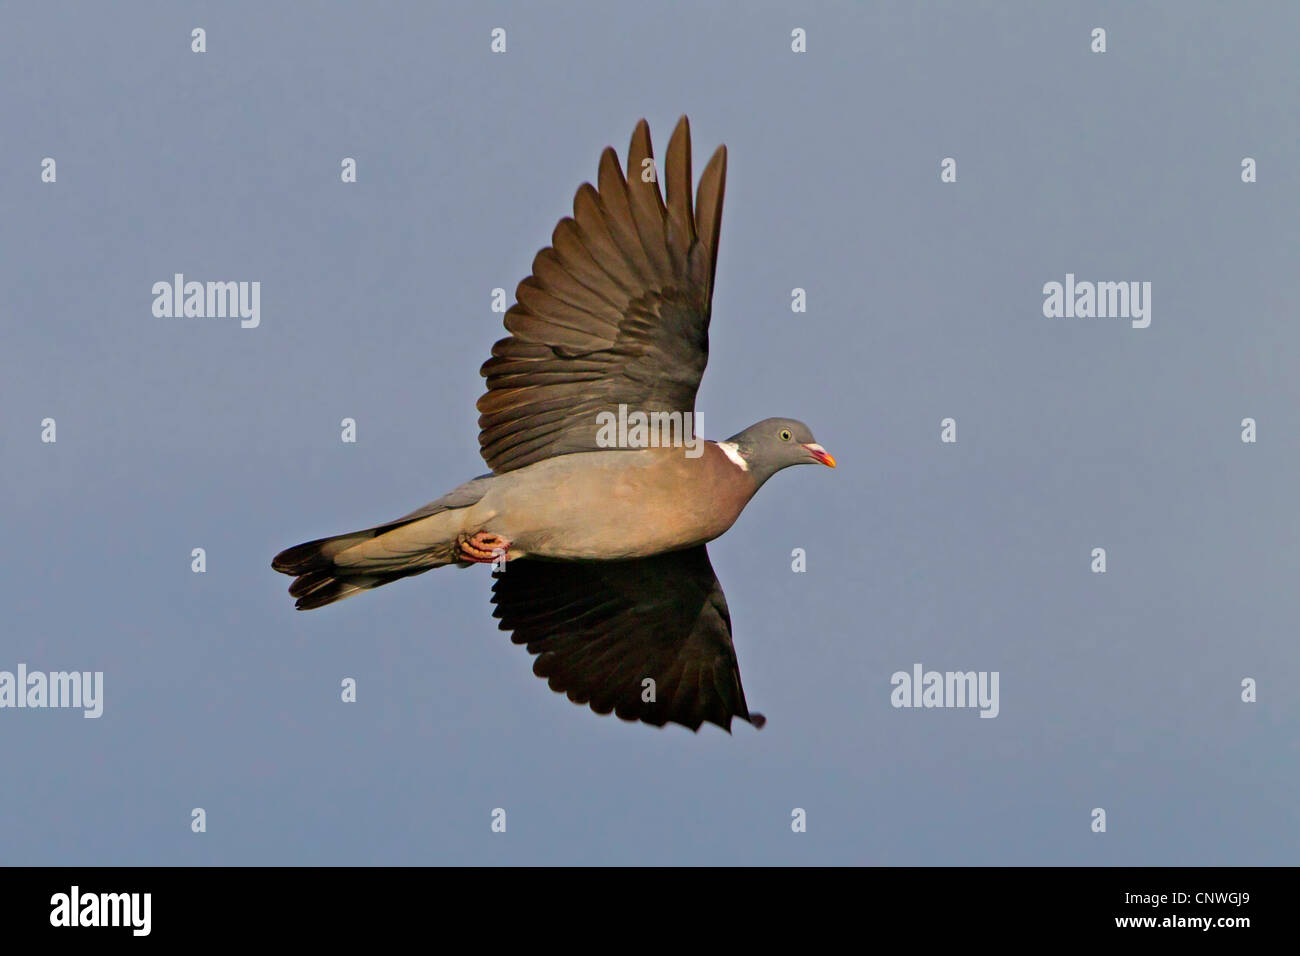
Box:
(779, 428, 792, 441)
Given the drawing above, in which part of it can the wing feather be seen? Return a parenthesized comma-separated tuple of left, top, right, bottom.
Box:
(477, 117, 726, 473)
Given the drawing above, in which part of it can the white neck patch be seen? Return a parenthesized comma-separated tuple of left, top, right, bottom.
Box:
(716, 441, 749, 471)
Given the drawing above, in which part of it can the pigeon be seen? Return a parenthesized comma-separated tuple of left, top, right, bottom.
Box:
(273, 116, 835, 732)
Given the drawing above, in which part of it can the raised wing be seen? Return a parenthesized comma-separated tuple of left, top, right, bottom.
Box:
(477, 116, 726, 473)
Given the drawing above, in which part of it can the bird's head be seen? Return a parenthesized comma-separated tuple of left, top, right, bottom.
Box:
(722, 417, 835, 485)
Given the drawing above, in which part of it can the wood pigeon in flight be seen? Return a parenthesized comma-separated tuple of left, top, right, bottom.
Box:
(273, 117, 834, 732)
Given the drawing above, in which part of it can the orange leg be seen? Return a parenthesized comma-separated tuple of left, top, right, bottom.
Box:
(458, 531, 511, 564)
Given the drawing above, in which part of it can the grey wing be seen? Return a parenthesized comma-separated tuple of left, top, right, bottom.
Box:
(490, 546, 764, 732)
(477, 116, 727, 473)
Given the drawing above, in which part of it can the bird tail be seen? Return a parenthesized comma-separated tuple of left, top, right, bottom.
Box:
(272, 482, 489, 609)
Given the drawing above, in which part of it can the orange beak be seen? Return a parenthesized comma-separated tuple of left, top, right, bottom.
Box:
(802, 443, 836, 468)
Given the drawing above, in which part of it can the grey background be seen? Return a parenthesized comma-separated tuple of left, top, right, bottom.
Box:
(3, 1, 1297, 865)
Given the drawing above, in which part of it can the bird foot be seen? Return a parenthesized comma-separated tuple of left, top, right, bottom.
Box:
(458, 531, 511, 564)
